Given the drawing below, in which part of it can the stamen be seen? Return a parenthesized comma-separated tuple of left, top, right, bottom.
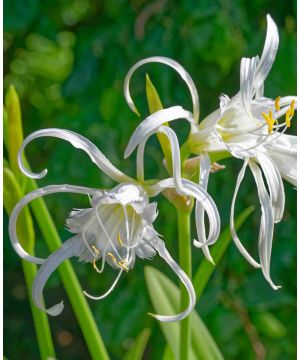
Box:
(117, 233, 123, 246)
(262, 111, 275, 134)
(93, 259, 102, 273)
(117, 260, 129, 271)
(107, 252, 117, 263)
(285, 109, 292, 127)
(91, 245, 102, 273)
(275, 96, 281, 111)
(290, 99, 295, 116)
(91, 245, 100, 256)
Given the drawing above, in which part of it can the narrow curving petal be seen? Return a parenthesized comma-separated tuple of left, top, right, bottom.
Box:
(83, 269, 123, 300)
(136, 141, 146, 182)
(18, 128, 132, 183)
(134, 124, 187, 195)
(32, 236, 77, 316)
(124, 56, 200, 122)
(249, 160, 280, 290)
(158, 126, 186, 195)
(256, 152, 285, 223)
(193, 153, 215, 263)
(183, 179, 220, 247)
(254, 14, 279, 91)
(9, 184, 96, 264)
(124, 106, 194, 159)
(150, 239, 195, 322)
(147, 178, 220, 246)
(230, 159, 261, 268)
(240, 57, 258, 110)
(266, 134, 297, 186)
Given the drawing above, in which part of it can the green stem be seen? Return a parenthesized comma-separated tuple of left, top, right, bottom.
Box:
(22, 259, 56, 360)
(26, 178, 110, 360)
(177, 208, 192, 360)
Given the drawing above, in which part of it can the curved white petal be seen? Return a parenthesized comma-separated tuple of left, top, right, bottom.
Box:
(266, 134, 297, 186)
(32, 236, 77, 316)
(124, 106, 194, 159)
(132, 122, 188, 195)
(249, 160, 280, 290)
(230, 159, 261, 268)
(255, 152, 285, 222)
(254, 14, 279, 91)
(124, 56, 200, 122)
(193, 153, 215, 263)
(9, 184, 96, 264)
(148, 178, 220, 246)
(151, 239, 195, 322)
(83, 269, 123, 300)
(18, 128, 132, 183)
(136, 140, 146, 182)
(158, 126, 185, 195)
(240, 57, 258, 109)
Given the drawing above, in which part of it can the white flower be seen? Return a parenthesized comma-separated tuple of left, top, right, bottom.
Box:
(188, 15, 297, 289)
(9, 116, 220, 321)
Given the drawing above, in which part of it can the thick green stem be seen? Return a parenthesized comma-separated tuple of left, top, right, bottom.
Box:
(26, 178, 110, 360)
(22, 259, 56, 360)
(177, 208, 192, 360)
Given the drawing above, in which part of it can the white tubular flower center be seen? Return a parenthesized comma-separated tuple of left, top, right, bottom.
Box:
(66, 183, 158, 273)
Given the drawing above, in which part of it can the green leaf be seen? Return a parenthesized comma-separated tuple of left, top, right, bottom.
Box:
(123, 328, 151, 360)
(5, 85, 26, 187)
(162, 345, 175, 360)
(145, 74, 173, 175)
(3, 107, 9, 150)
(145, 266, 224, 360)
(193, 206, 255, 300)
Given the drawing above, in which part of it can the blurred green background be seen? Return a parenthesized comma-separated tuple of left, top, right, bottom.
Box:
(4, 0, 296, 359)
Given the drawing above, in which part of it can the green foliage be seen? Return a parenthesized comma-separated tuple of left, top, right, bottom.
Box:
(145, 266, 224, 360)
(123, 328, 151, 360)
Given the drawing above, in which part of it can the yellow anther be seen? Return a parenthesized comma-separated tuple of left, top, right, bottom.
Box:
(118, 260, 129, 271)
(107, 252, 117, 263)
(117, 233, 123, 246)
(290, 99, 295, 117)
(262, 111, 275, 134)
(275, 96, 281, 111)
(92, 259, 102, 273)
(285, 109, 292, 127)
(91, 245, 100, 256)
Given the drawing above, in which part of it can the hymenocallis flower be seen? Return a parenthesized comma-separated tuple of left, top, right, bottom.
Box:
(124, 14, 297, 289)
(9, 110, 220, 321)
(188, 14, 297, 289)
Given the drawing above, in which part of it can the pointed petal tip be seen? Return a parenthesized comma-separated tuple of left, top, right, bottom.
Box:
(193, 239, 202, 248)
(47, 301, 64, 316)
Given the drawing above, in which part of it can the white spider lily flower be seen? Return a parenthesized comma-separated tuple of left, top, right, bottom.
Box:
(8, 120, 216, 322)
(187, 15, 297, 289)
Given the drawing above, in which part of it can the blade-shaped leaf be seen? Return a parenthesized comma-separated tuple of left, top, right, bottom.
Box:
(123, 328, 151, 360)
(145, 266, 224, 360)
(5, 85, 25, 183)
